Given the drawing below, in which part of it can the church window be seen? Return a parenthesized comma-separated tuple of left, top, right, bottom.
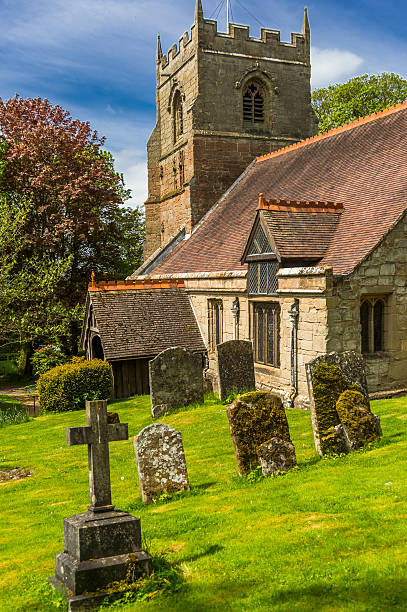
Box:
(360, 297, 385, 353)
(248, 261, 279, 296)
(243, 82, 264, 124)
(247, 223, 278, 295)
(252, 303, 280, 367)
(208, 299, 223, 350)
(173, 91, 184, 142)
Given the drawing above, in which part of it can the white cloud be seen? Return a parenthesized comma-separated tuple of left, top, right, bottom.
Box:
(114, 148, 148, 208)
(311, 47, 365, 88)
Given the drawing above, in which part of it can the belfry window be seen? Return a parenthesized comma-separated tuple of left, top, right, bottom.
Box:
(243, 83, 264, 123)
(360, 297, 386, 353)
(173, 91, 183, 142)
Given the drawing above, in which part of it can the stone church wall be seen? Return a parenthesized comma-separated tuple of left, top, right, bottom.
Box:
(327, 214, 407, 393)
(184, 267, 332, 409)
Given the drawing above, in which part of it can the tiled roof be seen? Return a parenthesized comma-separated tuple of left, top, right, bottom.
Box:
(259, 199, 343, 260)
(90, 288, 206, 360)
(152, 101, 407, 276)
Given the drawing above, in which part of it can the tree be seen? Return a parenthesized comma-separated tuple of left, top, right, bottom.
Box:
(0, 96, 145, 355)
(312, 73, 407, 134)
(0, 196, 79, 362)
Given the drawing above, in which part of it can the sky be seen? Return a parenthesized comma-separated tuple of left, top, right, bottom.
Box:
(0, 0, 406, 207)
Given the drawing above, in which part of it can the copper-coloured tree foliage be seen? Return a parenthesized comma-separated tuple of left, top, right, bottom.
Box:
(0, 96, 142, 355)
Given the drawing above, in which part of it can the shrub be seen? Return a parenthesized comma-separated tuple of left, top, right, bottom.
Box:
(31, 345, 68, 376)
(38, 357, 112, 412)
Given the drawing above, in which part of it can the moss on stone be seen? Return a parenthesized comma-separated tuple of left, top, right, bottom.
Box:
(336, 389, 380, 448)
(227, 391, 291, 475)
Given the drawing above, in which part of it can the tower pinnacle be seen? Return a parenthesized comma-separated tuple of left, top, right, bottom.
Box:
(195, 0, 203, 22)
(156, 33, 163, 62)
(302, 7, 310, 37)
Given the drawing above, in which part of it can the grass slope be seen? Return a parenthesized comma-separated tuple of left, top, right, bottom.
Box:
(1, 395, 407, 611)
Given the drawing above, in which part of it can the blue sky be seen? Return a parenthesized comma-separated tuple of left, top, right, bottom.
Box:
(0, 0, 406, 206)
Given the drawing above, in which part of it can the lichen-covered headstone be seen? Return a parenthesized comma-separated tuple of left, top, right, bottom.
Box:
(336, 389, 382, 449)
(257, 438, 297, 476)
(216, 340, 256, 401)
(306, 351, 380, 455)
(227, 391, 294, 476)
(149, 347, 204, 418)
(134, 423, 189, 504)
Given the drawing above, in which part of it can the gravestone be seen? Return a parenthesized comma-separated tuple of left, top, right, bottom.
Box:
(227, 391, 295, 476)
(257, 438, 297, 476)
(216, 340, 256, 402)
(134, 423, 189, 504)
(305, 351, 380, 456)
(48, 400, 152, 610)
(336, 389, 382, 449)
(149, 347, 204, 418)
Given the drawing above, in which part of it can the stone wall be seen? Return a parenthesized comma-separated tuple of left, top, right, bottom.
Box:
(144, 9, 317, 258)
(327, 214, 407, 393)
(184, 267, 332, 408)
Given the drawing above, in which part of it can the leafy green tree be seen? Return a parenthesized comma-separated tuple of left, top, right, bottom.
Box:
(312, 73, 407, 134)
(0, 96, 145, 357)
(0, 196, 79, 366)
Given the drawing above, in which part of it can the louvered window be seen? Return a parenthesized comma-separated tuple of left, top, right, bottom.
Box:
(243, 83, 264, 123)
(253, 303, 280, 367)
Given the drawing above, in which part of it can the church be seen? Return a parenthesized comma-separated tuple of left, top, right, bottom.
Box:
(81, 1, 407, 407)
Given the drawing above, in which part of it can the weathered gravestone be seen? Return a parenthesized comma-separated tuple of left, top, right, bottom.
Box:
(227, 391, 296, 476)
(216, 340, 256, 402)
(336, 389, 382, 449)
(134, 423, 189, 504)
(257, 438, 297, 476)
(49, 400, 152, 610)
(306, 351, 381, 455)
(149, 347, 204, 418)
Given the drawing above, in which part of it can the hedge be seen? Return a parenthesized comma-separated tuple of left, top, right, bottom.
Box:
(38, 357, 113, 412)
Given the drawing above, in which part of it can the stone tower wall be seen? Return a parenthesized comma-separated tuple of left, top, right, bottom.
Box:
(144, 6, 317, 258)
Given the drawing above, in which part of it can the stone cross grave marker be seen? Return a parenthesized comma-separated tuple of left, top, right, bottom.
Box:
(49, 400, 152, 610)
(216, 340, 256, 402)
(66, 399, 128, 512)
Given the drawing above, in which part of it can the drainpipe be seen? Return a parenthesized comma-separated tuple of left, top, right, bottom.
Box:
(288, 299, 299, 408)
(231, 297, 240, 340)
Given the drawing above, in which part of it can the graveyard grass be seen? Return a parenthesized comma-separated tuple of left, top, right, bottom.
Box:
(1, 395, 407, 611)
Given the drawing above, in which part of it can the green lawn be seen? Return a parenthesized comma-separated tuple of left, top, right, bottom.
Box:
(1, 395, 407, 611)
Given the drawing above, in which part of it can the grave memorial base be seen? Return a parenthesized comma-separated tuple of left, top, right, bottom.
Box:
(49, 508, 152, 611)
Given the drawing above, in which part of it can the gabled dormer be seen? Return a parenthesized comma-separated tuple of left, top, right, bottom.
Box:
(242, 199, 280, 296)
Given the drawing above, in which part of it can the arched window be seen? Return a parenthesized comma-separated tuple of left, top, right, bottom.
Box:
(360, 297, 385, 353)
(243, 82, 265, 123)
(173, 91, 183, 142)
(91, 335, 104, 360)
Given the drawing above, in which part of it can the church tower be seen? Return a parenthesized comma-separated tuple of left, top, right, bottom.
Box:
(144, 1, 317, 258)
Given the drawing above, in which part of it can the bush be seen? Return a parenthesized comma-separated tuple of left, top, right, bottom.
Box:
(38, 357, 112, 412)
(31, 345, 68, 376)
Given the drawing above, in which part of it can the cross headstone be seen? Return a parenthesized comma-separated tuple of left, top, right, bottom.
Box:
(49, 400, 152, 609)
(66, 400, 128, 512)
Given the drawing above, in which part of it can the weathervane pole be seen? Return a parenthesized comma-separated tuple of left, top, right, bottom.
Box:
(226, 0, 230, 31)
